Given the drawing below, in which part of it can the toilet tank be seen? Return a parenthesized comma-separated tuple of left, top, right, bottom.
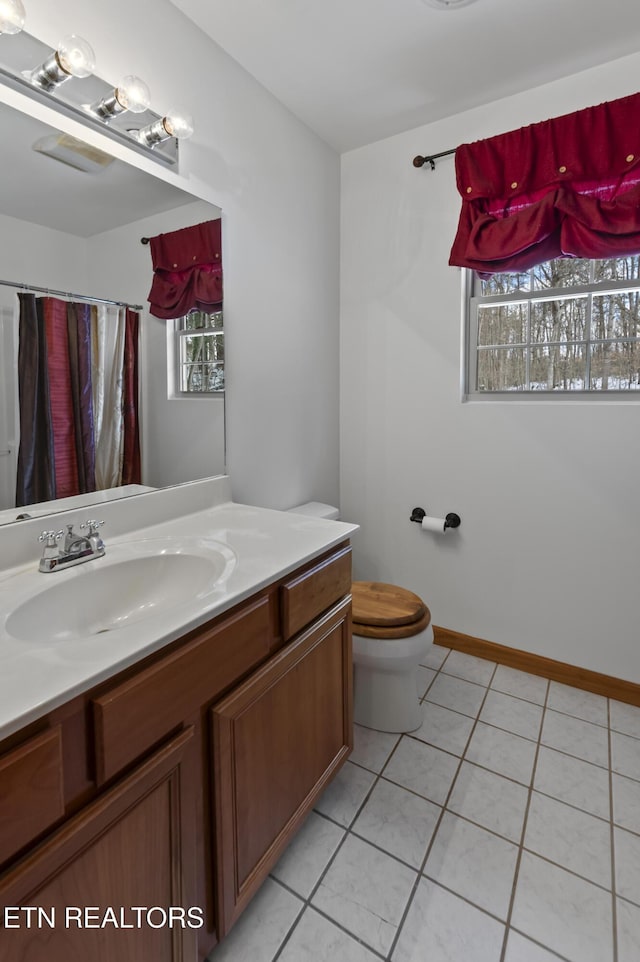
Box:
(286, 501, 340, 520)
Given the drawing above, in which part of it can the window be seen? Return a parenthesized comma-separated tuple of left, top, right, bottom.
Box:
(466, 255, 640, 396)
(171, 310, 224, 396)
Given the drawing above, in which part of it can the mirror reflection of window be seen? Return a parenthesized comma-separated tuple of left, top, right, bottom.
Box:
(171, 311, 224, 396)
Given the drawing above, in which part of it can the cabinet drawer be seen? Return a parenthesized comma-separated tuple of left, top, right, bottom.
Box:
(93, 596, 272, 784)
(280, 545, 352, 640)
(0, 727, 64, 865)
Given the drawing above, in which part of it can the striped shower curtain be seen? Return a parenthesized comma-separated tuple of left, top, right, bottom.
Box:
(15, 294, 140, 507)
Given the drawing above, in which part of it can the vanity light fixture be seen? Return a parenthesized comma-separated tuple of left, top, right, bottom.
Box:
(87, 74, 151, 121)
(135, 109, 194, 147)
(25, 33, 95, 91)
(0, 0, 25, 35)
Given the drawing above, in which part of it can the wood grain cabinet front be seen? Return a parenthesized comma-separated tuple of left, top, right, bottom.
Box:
(0, 727, 64, 868)
(211, 597, 353, 936)
(0, 728, 197, 962)
(93, 595, 272, 784)
(0, 540, 353, 959)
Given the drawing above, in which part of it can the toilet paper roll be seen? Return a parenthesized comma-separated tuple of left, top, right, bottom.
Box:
(421, 516, 447, 533)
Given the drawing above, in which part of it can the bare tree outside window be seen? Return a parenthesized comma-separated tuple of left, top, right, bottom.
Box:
(174, 311, 224, 394)
(468, 256, 640, 394)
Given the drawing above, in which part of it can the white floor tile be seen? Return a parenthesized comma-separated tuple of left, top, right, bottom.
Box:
(417, 665, 437, 697)
(421, 644, 450, 670)
(611, 730, 640, 782)
(441, 650, 496, 686)
(392, 877, 505, 962)
(610, 700, 640, 739)
(412, 700, 475, 756)
(278, 907, 380, 962)
(614, 826, 640, 907)
(352, 777, 441, 868)
(524, 792, 611, 888)
(490, 665, 549, 706)
(350, 724, 400, 773)
(314, 761, 375, 827)
(511, 852, 614, 962)
(271, 811, 345, 898)
(504, 930, 565, 961)
(612, 772, 640, 835)
(479, 690, 543, 741)
(546, 682, 608, 726)
(423, 812, 518, 920)
(425, 673, 487, 718)
(541, 710, 609, 768)
(534, 746, 610, 819)
(208, 877, 302, 962)
(447, 761, 529, 842)
(311, 834, 416, 955)
(465, 722, 537, 785)
(382, 735, 459, 806)
(617, 897, 640, 962)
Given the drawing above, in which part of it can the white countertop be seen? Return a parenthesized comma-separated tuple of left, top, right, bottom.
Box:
(0, 482, 357, 740)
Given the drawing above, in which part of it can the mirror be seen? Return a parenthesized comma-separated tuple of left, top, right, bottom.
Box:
(0, 98, 224, 526)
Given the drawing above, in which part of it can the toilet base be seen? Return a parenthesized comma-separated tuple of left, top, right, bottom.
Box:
(352, 626, 433, 734)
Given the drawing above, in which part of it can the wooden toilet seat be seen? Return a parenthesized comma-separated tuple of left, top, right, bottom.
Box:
(351, 581, 431, 639)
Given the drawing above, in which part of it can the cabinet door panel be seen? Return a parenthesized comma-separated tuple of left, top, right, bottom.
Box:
(0, 728, 197, 962)
(0, 727, 64, 866)
(212, 598, 352, 934)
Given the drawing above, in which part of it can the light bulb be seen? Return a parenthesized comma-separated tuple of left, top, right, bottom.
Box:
(56, 34, 95, 79)
(0, 0, 25, 34)
(163, 110, 194, 140)
(115, 75, 151, 114)
(136, 108, 194, 148)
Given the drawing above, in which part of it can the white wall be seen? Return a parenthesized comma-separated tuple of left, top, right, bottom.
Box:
(341, 52, 640, 683)
(25, 0, 341, 513)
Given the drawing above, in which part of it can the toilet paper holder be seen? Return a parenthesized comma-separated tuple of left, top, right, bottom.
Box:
(410, 507, 461, 529)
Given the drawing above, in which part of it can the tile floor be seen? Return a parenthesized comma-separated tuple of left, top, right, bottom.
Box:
(208, 646, 640, 962)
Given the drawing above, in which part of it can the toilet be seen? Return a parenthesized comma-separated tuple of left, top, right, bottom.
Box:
(351, 581, 433, 733)
(287, 503, 433, 733)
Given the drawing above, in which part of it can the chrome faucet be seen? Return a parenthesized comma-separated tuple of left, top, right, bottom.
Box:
(38, 520, 106, 572)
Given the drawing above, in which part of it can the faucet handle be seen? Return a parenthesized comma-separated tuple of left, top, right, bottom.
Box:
(81, 519, 105, 534)
(38, 529, 64, 546)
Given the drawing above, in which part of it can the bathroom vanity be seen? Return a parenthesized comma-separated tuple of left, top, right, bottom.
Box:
(0, 479, 356, 961)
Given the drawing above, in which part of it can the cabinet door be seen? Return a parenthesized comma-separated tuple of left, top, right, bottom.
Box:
(212, 598, 352, 935)
(0, 728, 198, 962)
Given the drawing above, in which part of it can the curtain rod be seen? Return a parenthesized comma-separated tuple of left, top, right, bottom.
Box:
(413, 148, 456, 170)
(0, 278, 143, 311)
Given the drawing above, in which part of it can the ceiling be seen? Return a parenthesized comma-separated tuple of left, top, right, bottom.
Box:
(170, 0, 640, 152)
(0, 103, 194, 237)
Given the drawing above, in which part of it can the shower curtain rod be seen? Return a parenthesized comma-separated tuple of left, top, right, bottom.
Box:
(412, 148, 456, 170)
(0, 278, 143, 311)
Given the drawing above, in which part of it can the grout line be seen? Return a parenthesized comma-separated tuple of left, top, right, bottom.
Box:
(498, 675, 549, 962)
(384, 659, 501, 960)
(608, 696, 619, 962)
(507, 925, 573, 962)
(264, 654, 639, 962)
(271, 729, 410, 961)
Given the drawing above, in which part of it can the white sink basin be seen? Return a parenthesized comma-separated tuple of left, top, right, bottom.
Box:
(4, 537, 237, 643)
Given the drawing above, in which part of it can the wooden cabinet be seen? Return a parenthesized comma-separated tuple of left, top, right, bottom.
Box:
(212, 598, 352, 934)
(0, 541, 352, 960)
(0, 728, 196, 962)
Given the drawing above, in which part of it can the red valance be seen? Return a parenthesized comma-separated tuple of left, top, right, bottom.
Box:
(148, 218, 223, 319)
(449, 91, 640, 276)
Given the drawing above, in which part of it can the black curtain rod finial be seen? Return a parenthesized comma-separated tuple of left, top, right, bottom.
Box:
(140, 237, 150, 245)
(413, 147, 456, 170)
